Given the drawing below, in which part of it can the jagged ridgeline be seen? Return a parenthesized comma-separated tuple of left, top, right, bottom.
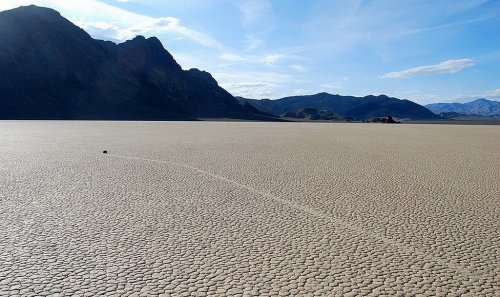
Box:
(0, 5, 276, 120)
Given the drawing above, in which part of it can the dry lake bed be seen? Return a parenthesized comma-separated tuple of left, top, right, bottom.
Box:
(1, 121, 499, 296)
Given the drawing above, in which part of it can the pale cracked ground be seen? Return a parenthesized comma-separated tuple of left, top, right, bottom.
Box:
(1, 121, 499, 297)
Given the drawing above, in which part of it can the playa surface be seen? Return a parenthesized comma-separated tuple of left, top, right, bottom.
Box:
(1, 121, 499, 296)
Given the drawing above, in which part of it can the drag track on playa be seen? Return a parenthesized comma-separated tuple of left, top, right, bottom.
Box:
(1, 121, 499, 296)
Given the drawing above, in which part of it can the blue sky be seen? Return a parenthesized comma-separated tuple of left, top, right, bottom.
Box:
(1, 0, 499, 103)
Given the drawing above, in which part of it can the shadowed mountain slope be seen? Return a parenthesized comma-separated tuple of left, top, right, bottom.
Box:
(282, 108, 353, 121)
(241, 93, 438, 120)
(0, 5, 274, 120)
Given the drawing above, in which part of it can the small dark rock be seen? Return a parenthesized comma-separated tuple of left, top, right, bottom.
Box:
(103, 150, 108, 154)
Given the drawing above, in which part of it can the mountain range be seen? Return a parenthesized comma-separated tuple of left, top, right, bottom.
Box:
(240, 93, 438, 120)
(425, 99, 500, 118)
(0, 5, 450, 122)
(281, 108, 353, 121)
(0, 5, 274, 120)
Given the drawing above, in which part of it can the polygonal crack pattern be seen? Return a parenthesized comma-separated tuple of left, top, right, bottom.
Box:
(0, 122, 499, 296)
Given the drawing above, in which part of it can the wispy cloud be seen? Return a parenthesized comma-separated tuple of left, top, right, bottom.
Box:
(214, 70, 297, 98)
(264, 54, 283, 65)
(485, 88, 500, 98)
(234, 0, 275, 53)
(382, 59, 474, 78)
(399, 15, 494, 35)
(216, 52, 302, 68)
(218, 53, 249, 62)
(244, 34, 263, 52)
(388, 91, 448, 104)
(220, 81, 276, 98)
(320, 83, 343, 91)
(289, 65, 306, 72)
(214, 71, 294, 85)
(293, 89, 315, 96)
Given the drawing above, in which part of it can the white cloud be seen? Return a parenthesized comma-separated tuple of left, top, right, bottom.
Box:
(382, 59, 474, 78)
(263, 53, 302, 65)
(289, 65, 306, 72)
(485, 88, 500, 98)
(214, 70, 298, 98)
(213, 71, 294, 85)
(388, 91, 447, 104)
(265, 54, 281, 65)
(320, 83, 343, 91)
(220, 81, 276, 98)
(244, 35, 262, 52)
(219, 53, 249, 62)
(293, 89, 314, 96)
(217, 52, 301, 67)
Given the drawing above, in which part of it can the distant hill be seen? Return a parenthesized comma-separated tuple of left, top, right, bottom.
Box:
(426, 99, 500, 118)
(0, 5, 275, 120)
(241, 93, 438, 120)
(281, 108, 353, 121)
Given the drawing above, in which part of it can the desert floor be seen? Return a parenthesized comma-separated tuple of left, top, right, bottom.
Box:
(1, 121, 499, 296)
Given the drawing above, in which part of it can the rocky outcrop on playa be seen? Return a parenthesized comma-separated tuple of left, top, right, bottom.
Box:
(369, 116, 400, 123)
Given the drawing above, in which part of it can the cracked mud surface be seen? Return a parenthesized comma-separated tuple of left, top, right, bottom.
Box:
(1, 121, 499, 296)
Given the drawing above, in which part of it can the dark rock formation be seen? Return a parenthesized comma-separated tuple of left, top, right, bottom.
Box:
(369, 116, 400, 123)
